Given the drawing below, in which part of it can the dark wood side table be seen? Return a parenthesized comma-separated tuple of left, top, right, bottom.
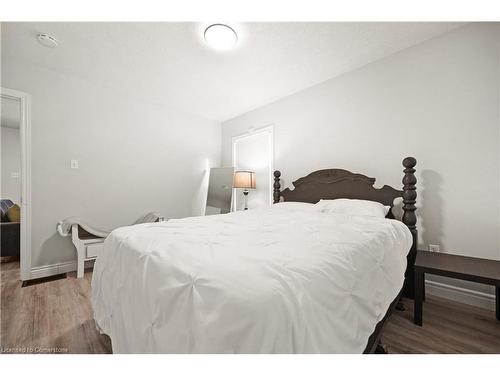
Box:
(414, 250, 500, 326)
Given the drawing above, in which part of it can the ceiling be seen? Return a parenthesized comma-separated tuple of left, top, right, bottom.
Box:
(1, 97, 21, 129)
(1, 22, 464, 122)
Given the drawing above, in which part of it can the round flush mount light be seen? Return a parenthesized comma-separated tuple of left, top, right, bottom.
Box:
(37, 33, 58, 48)
(204, 24, 238, 50)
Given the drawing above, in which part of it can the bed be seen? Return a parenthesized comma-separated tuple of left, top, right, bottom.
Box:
(91, 157, 418, 353)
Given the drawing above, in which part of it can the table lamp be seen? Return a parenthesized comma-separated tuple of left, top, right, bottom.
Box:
(233, 171, 256, 210)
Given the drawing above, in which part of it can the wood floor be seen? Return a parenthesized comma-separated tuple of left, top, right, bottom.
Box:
(1, 261, 499, 354)
(383, 297, 500, 353)
(1, 261, 111, 354)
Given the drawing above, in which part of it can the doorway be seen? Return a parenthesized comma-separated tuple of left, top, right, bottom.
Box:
(1, 88, 31, 281)
(231, 126, 274, 211)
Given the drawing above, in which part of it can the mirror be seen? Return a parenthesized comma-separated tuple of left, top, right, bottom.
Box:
(205, 167, 234, 215)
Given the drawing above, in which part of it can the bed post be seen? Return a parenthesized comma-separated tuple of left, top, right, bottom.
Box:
(402, 157, 417, 299)
(273, 170, 281, 204)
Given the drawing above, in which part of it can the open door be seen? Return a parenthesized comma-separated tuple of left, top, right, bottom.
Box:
(1, 88, 31, 281)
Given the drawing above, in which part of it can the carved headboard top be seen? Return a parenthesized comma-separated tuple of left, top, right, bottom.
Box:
(275, 168, 403, 208)
(273, 157, 417, 222)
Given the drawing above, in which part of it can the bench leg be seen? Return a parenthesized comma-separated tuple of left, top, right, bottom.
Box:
(75, 243, 85, 279)
(496, 286, 500, 321)
(414, 269, 423, 326)
(77, 252, 84, 278)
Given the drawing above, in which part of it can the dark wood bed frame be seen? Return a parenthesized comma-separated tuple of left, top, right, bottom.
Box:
(272, 157, 417, 353)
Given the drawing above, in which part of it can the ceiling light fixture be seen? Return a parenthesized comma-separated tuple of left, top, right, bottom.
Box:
(204, 24, 238, 51)
(37, 33, 58, 48)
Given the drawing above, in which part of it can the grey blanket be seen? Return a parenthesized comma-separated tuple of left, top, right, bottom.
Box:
(57, 212, 162, 238)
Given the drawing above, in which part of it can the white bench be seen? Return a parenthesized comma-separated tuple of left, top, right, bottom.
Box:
(71, 224, 105, 278)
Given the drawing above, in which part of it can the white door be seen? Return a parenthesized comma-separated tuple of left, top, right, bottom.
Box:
(232, 127, 273, 211)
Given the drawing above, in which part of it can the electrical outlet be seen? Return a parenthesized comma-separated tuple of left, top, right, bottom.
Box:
(428, 244, 441, 253)
(70, 160, 79, 169)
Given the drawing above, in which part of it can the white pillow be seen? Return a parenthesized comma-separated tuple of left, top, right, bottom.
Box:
(272, 202, 314, 211)
(315, 199, 390, 218)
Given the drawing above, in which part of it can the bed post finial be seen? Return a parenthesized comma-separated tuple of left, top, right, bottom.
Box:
(273, 170, 281, 204)
(402, 157, 417, 299)
(402, 157, 417, 231)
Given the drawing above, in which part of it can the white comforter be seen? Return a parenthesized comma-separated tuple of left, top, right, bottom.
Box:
(91, 206, 411, 353)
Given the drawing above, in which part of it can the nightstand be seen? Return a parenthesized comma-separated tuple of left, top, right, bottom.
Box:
(414, 250, 500, 326)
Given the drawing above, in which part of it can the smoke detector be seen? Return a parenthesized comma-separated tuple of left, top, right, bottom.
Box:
(37, 33, 58, 48)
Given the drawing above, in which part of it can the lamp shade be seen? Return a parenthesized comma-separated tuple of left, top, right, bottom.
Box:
(233, 171, 256, 189)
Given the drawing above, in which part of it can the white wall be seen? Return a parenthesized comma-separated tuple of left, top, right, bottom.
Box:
(1, 126, 21, 203)
(222, 24, 500, 293)
(1, 59, 221, 269)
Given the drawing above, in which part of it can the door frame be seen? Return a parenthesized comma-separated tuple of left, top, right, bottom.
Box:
(231, 125, 274, 209)
(1, 87, 32, 281)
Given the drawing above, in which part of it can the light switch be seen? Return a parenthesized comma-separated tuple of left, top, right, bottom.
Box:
(71, 160, 79, 169)
(10, 172, 20, 178)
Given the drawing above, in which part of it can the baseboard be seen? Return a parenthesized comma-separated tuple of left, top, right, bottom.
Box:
(425, 279, 496, 311)
(30, 259, 94, 279)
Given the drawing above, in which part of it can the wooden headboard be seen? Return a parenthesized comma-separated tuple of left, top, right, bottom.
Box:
(272, 157, 418, 299)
